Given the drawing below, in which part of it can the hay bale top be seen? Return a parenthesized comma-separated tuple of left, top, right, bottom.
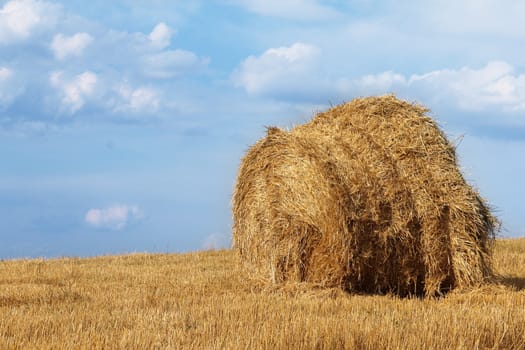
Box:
(304, 95, 454, 162)
(296, 95, 462, 212)
(233, 95, 497, 297)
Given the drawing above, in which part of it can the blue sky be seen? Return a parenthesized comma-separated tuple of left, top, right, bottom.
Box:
(1, 0, 524, 259)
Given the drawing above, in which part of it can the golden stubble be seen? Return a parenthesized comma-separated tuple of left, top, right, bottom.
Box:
(0, 239, 524, 349)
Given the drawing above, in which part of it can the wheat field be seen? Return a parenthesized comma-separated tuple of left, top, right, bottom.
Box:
(1, 238, 524, 349)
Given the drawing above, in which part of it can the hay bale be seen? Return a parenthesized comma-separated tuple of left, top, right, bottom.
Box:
(232, 95, 497, 296)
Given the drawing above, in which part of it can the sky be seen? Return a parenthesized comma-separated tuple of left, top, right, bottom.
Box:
(1, 0, 524, 259)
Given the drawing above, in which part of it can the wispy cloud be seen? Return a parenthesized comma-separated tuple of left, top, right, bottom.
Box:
(228, 0, 340, 21)
(143, 50, 209, 79)
(413, 0, 525, 37)
(51, 32, 93, 60)
(84, 204, 143, 230)
(232, 42, 320, 96)
(113, 84, 160, 114)
(50, 71, 98, 114)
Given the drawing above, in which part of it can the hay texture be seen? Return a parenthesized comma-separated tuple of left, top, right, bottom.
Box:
(232, 95, 497, 296)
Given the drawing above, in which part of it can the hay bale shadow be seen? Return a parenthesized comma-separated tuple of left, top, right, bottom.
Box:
(497, 276, 525, 291)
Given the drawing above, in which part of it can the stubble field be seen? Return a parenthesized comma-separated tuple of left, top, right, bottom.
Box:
(1, 238, 525, 349)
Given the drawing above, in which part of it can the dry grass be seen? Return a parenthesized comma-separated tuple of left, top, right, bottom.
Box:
(0, 238, 524, 349)
(233, 96, 496, 297)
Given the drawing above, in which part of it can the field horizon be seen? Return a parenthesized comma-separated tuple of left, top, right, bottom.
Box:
(1, 238, 525, 349)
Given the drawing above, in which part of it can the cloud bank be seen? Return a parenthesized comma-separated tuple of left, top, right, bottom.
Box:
(0, 1, 208, 125)
(233, 43, 525, 114)
(1, 0, 524, 136)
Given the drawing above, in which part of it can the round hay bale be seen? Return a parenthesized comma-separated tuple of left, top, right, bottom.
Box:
(232, 95, 497, 296)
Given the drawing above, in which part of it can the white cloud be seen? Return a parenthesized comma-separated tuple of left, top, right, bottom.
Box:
(85, 204, 143, 231)
(51, 32, 93, 60)
(0, 67, 11, 80)
(50, 71, 98, 114)
(232, 42, 320, 95)
(149, 22, 174, 49)
(405, 61, 525, 112)
(229, 0, 340, 21)
(359, 72, 407, 91)
(143, 49, 209, 78)
(355, 62, 525, 112)
(0, 0, 59, 44)
(114, 84, 160, 113)
(129, 88, 159, 112)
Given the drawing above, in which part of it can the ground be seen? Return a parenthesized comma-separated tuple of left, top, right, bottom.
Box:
(1, 239, 524, 349)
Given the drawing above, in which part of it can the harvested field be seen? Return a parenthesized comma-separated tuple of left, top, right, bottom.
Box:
(0, 239, 524, 349)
